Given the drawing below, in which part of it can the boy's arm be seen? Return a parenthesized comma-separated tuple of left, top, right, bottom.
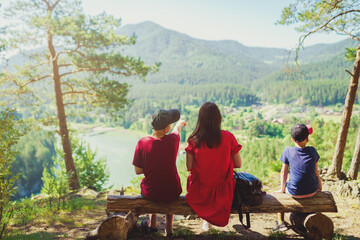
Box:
(186, 152, 194, 171)
(172, 120, 186, 135)
(134, 166, 144, 175)
(280, 163, 289, 193)
(315, 162, 322, 191)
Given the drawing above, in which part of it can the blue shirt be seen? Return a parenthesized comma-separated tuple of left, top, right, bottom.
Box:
(280, 146, 319, 196)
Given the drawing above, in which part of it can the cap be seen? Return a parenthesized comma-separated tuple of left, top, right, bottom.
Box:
(291, 124, 313, 142)
(151, 109, 180, 130)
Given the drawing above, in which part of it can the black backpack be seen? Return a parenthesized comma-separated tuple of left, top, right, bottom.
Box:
(232, 171, 266, 229)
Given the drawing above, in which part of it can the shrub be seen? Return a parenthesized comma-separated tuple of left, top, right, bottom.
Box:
(71, 138, 110, 192)
(0, 109, 27, 238)
(47, 137, 110, 193)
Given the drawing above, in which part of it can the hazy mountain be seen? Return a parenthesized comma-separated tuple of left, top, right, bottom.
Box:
(117, 21, 357, 87)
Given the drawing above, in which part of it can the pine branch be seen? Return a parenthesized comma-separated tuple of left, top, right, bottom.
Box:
(301, 9, 360, 39)
(64, 102, 77, 106)
(20, 74, 52, 88)
(58, 63, 74, 68)
(59, 68, 132, 78)
(63, 91, 90, 96)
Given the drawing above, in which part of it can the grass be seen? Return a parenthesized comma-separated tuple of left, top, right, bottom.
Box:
(3, 231, 59, 240)
(268, 230, 287, 240)
(174, 227, 195, 237)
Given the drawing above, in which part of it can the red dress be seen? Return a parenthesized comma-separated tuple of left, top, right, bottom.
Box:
(185, 130, 242, 226)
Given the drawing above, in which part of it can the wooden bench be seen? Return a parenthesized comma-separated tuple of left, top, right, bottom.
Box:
(107, 191, 337, 214)
(87, 191, 337, 240)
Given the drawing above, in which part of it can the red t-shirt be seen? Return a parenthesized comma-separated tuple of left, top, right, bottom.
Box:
(133, 132, 182, 202)
(185, 130, 242, 227)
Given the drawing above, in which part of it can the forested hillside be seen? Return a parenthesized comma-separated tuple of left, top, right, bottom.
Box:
(2, 21, 358, 123)
(113, 22, 357, 124)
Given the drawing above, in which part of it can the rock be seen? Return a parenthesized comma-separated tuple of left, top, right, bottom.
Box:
(31, 193, 46, 200)
(106, 189, 122, 196)
(340, 182, 352, 197)
(185, 214, 198, 220)
(75, 187, 99, 198)
(349, 181, 360, 198)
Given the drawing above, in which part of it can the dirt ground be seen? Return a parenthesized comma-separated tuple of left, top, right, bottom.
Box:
(9, 194, 360, 240)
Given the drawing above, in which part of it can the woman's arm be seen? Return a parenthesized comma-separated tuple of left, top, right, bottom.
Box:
(134, 166, 144, 175)
(232, 151, 242, 168)
(315, 162, 322, 191)
(280, 163, 289, 193)
(186, 152, 195, 171)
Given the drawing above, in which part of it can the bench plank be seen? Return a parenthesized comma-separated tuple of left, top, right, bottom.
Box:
(107, 191, 337, 215)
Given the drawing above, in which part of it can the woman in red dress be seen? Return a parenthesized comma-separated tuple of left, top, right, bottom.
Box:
(185, 102, 242, 227)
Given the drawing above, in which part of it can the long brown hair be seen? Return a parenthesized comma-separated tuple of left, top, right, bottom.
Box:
(188, 102, 222, 148)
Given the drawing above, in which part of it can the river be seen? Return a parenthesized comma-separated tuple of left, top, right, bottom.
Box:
(83, 129, 143, 189)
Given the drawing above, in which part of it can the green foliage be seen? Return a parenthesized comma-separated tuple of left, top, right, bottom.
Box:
(12, 130, 56, 199)
(0, 109, 27, 238)
(278, 0, 360, 39)
(72, 138, 110, 191)
(0, 0, 159, 124)
(49, 137, 110, 192)
(10, 195, 97, 227)
(41, 166, 69, 211)
(345, 47, 357, 61)
(269, 230, 287, 240)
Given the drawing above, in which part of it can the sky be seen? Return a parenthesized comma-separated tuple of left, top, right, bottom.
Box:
(81, 0, 347, 49)
(0, 0, 348, 49)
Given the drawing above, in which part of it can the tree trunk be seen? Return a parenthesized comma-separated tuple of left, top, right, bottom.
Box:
(348, 125, 360, 180)
(47, 32, 80, 190)
(327, 45, 360, 179)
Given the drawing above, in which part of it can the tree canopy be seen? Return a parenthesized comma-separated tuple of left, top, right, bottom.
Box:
(0, 0, 159, 189)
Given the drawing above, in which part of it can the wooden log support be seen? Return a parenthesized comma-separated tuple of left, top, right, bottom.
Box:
(106, 191, 337, 215)
(86, 212, 137, 240)
(304, 213, 334, 240)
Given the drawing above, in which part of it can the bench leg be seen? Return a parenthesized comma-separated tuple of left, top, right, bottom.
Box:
(86, 211, 137, 240)
(304, 213, 334, 240)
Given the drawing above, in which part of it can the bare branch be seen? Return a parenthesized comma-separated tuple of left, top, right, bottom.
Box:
(20, 74, 52, 88)
(345, 69, 354, 77)
(58, 63, 74, 68)
(28, 60, 51, 70)
(61, 81, 74, 92)
(333, 28, 360, 41)
(64, 102, 77, 106)
(41, 0, 51, 10)
(50, 0, 61, 11)
(56, 42, 81, 59)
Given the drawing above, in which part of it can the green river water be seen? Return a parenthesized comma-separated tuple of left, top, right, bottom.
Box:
(83, 129, 142, 188)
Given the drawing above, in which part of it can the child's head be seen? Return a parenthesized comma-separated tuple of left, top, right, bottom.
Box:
(291, 124, 313, 144)
(151, 109, 180, 132)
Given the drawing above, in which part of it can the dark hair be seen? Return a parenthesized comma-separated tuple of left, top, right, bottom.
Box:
(291, 123, 309, 142)
(188, 102, 222, 148)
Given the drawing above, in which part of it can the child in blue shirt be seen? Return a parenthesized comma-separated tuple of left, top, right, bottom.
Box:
(274, 124, 322, 232)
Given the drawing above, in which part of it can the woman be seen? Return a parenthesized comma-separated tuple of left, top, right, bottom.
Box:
(185, 102, 242, 227)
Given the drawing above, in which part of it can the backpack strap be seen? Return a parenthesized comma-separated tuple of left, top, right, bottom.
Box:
(237, 204, 251, 229)
(234, 171, 251, 229)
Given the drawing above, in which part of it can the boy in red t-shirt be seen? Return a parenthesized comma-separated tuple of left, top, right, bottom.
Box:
(132, 109, 186, 236)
